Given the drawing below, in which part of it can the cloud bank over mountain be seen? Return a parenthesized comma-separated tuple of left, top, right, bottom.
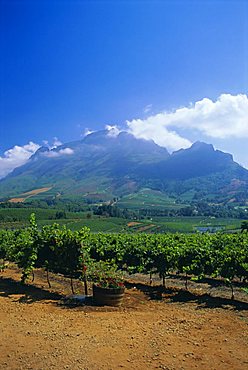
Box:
(43, 147, 74, 158)
(1, 94, 247, 179)
(0, 137, 67, 179)
(126, 94, 248, 151)
(0, 142, 40, 179)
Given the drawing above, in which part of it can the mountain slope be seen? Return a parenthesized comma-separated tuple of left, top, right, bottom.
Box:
(138, 141, 238, 180)
(0, 130, 247, 204)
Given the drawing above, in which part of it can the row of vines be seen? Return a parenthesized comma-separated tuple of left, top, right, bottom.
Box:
(0, 214, 248, 299)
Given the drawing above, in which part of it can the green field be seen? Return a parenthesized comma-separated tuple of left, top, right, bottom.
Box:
(37, 217, 128, 232)
(151, 216, 242, 233)
(117, 189, 185, 210)
(0, 206, 243, 233)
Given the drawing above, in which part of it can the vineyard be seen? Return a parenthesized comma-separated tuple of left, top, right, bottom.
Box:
(1, 214, 247, 300)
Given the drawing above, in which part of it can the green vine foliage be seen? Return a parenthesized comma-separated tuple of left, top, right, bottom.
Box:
(0, 214, 247, 299)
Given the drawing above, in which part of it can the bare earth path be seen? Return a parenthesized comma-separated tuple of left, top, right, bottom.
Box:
(0, 266, 247, 370)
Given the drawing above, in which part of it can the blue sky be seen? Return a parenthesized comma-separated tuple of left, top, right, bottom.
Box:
(0, 0, 248, 177)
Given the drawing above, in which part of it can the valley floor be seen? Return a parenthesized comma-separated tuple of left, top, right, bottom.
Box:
(0, 266, 247, 370)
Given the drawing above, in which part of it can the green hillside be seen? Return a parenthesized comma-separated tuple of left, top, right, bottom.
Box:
(0, 131, 248, 208)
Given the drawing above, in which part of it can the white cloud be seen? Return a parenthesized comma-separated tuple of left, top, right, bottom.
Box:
(0, 142, 40, 179)
(126, 117, 192, 151)
(43, 147, 74, 158)
(51, 137, 62, 148)
(105, 124, 122, 137)
(143, 104, 153, 114)
(59, 148, 74, 155)
(42, 137, 64, 150)
(83, 128, 95, 137)
(127, 94, 248, 151)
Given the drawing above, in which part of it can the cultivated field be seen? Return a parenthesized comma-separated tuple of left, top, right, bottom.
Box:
(9, 187, 53, 203)
(0, 206, 243, 233)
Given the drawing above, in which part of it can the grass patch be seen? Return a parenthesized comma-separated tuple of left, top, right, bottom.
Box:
(117, 189, 185, 210)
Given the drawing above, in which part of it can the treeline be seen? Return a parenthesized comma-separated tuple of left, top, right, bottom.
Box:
(0, 210, 68, 223)
(0, 198, 91, 212)
(93, 204, 136, 219)
(137, 203, 248, 219)
(0, 214, 247, 299)
(1, 196, 248, 220)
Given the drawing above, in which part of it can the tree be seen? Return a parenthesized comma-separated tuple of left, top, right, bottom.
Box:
(241, 221, 248, 233)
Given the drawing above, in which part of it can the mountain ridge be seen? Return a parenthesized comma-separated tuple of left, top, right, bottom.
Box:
(0, 130, 247, 205)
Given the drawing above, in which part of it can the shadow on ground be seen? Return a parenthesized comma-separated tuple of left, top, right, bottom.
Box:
(1, 274, 247, 311)
(125, 281, 248, 311)
(168, 273, 247, 289)
(0, 276, 63, 304)
(0, 276, 120, 311)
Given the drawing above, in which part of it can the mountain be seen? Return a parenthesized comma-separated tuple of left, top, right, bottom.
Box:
(0, 130, 248, 205)
(139, 141, 236, 180)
